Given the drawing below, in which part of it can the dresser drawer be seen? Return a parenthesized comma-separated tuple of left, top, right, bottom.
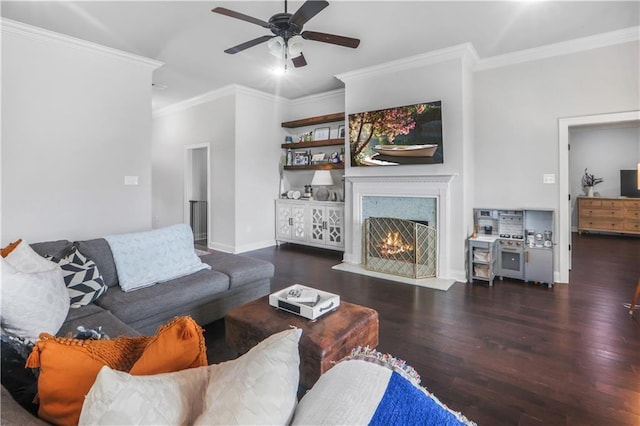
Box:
(580, 219, 624, 231)
(623, 221, 640, 233)
(625, 209, 640, 220)
(580, 209, 624, 219)
(600, 199, 625, 208)
(579, 199, 602, 208)
(623, 199, 640, 210)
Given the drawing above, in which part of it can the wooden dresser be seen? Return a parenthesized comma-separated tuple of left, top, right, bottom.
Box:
(578, 196, 640, 235)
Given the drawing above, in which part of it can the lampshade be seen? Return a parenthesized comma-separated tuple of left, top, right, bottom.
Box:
(311, 170, 334, 186)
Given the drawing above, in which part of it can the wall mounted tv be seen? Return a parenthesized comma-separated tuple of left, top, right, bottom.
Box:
(620, 169, 640, 198)
(349, 100, 443, 167)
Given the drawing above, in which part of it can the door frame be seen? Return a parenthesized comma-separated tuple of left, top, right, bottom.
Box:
(557, 110, 640, 283)
(184, 143, 211, 247)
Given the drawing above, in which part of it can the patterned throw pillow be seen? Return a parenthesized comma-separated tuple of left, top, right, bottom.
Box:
(47, 246, 108, 308)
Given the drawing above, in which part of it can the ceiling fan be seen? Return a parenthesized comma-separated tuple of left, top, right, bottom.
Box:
(212, 0, 360, 68)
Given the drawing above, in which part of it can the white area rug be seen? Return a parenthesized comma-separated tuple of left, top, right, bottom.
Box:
(332, 263, 455, 291)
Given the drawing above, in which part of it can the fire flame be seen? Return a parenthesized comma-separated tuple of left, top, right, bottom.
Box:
(379, 231, 414, 256)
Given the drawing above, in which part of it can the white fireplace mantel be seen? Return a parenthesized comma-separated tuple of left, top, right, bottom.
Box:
(342, 174, 457, 280)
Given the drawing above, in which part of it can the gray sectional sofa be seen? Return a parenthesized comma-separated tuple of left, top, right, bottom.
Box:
(1, 234, 274, 424)
(30, 237, 274, 336)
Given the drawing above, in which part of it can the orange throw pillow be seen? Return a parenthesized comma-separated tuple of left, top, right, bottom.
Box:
(129, 316, 208, 375)
(1, 239, 22, 257)
(26, 316, 208, 426)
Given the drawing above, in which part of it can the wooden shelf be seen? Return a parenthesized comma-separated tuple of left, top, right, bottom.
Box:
(281, 138, 344, 149)
(284, 163, 344, 171)
(281, 113, 345, 128)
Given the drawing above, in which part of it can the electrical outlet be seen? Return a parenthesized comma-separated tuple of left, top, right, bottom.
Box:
(543, 174, 555, 184)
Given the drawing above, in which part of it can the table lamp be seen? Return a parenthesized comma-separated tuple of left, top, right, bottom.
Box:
(311, 170, 334, 201)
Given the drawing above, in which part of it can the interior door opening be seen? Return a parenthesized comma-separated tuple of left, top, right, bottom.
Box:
(184, 144, 210, 248)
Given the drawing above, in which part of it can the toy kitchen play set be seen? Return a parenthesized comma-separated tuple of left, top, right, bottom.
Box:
(468, 209, 554, 287)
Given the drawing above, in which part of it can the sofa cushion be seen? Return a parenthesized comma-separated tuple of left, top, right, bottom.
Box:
(104, 224, 211, 292)
(95, 268, 229, 326)
(29, 239, 74, 259)
(26, 316, 207, 426)
(200, 251, 275, 289)
(46, 246, 108, 308)
(58, 307, 139, 339)
(75, 238, 119, 288)
(1, 257, 69, 343)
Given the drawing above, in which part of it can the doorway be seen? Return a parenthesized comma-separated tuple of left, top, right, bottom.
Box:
(558, 110, 640, 283)
(184, 144, 211, 248)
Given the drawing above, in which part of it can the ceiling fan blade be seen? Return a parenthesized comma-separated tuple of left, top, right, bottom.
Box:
(212, 7, 271, 29)
(289, 1, 329, 28)
(301, 31, 360, 48)
(292, 53, 307, 68)
(224, 35, 275, 54)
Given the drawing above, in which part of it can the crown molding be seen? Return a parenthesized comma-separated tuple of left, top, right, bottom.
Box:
(153, 84, 286, 118)
(475, 26, 640, 71)
(1, 18, 163, 70)
(288, 88, 345, 107)
(336, 43, 479, 83)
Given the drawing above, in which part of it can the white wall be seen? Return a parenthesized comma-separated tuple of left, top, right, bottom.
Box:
(151, 86, 285, 253)
(234, 89, 286, 252)
(1, 20, 159, 244)
(475, 42, 639, 210)
(152, 92, 236, 250)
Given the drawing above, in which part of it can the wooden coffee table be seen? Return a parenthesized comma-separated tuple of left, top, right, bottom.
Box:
(225, 295, 379, 389)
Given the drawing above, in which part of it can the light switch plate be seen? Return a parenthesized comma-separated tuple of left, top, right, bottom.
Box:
(543, 174, 555, 184)
(124, 176, 139, 185)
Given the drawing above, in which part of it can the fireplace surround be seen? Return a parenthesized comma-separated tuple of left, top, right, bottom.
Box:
(342, 174, 454, 279)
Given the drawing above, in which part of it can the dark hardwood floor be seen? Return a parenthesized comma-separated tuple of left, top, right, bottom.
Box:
(203, 233, 640, 426)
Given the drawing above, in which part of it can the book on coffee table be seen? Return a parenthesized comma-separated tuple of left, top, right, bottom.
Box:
(269, 284, 340, 320)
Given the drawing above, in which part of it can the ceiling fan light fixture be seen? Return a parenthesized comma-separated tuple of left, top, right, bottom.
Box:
(268, 36, 285, 57)
(288, 37, 303, 57)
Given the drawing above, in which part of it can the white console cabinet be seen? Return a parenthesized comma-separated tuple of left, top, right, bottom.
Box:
(275, 199, 344, 251)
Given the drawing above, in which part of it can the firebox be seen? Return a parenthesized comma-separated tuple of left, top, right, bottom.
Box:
(364, 217, 437, 279)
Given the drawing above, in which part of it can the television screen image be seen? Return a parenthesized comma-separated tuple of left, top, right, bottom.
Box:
(620, 169, 640, 198)
(349, 100, 443, 167)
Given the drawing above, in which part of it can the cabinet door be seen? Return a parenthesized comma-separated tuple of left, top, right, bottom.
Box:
(325, 205, 344, 248)
(309, 206, 326, 244)
(276, 203, 293, 240)
(525, 248, 553, 284)
(291, 205, 307, 241)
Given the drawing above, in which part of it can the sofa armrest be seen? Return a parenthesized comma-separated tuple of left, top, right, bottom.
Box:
(1, 386, 48, 425)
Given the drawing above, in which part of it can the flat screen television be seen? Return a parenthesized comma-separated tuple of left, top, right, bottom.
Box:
(620, 169, 640, 198)
(348, 100, 443, 167)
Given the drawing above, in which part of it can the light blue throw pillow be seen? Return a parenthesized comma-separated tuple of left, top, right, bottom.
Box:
(104, 224, 211, 292)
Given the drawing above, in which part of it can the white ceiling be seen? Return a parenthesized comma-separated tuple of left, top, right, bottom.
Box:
(3, 1, 639, 110)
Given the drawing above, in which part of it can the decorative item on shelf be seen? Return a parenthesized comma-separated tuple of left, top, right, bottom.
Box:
(338, 125, 345, 139)
(581, 168, 603, 197)
(311, 170, 334, 201)
(313, 127, 330, 141)
(311, 153, 326, 164)
(284, 136, 293, 144)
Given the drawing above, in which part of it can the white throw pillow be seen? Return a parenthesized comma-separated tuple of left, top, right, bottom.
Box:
(1, 257, 70, 343)
(79, 328, 302, 426)
(4, 240, 58, 273)
(194, 327, 302, 426)
(78, 365, 210, 426)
